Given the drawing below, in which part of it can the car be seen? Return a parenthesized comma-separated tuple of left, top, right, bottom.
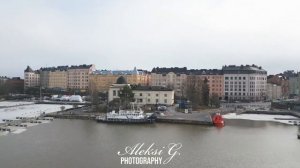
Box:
(158, 106, 167, 111)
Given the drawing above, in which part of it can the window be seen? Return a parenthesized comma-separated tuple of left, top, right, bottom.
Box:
(156, 94, 159, 97)
(156, 99, 159, 103)
(113, 90, 116, 96)
(140, 93, 143, 96)
(164, 99, 167, 104)
(164, 94, 167, 97)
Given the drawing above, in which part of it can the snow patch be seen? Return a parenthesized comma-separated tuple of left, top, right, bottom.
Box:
(223, 113, 299, 125)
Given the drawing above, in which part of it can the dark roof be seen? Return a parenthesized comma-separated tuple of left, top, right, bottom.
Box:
(24, 66, 34, 72)
(40, 66, 68, 72)
(132, 85, 173, 91)
(189, 69, 223, 75)
(116, 76, 127, 84)
(151, 67, 188, 74)
(69, 64, 93, 69)
(222, 64, 267, 74)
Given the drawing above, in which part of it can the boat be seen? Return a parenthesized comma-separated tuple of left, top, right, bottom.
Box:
(96, 105, 155, 124)
(212, 113, 225, 127)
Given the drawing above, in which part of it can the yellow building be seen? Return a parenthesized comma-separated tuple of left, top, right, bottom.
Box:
(40, 66, 68, 89)
(49, 70, 68, 89)
(89, 68, 151, 93)
(67, 64, 95, 91)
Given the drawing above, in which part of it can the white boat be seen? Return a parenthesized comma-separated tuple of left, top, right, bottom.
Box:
(96, 105, 155, 124)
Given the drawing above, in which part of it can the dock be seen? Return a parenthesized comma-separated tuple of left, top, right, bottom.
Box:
(156, 111, 213, 125)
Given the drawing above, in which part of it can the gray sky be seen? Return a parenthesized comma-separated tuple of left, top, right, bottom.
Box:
(1, 0, 300, 78)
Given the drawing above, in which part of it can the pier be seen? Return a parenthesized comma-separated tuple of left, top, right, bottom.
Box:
(43, 106, 214, 125)
(156, 111, 213, 125)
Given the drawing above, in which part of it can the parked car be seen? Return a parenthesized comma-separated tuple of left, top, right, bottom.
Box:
(158, 105, 167, 111)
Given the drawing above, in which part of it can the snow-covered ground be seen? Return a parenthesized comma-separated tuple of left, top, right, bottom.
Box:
(0, 101, 35, 107)
(223, 113, 300, 125)
(0, 102, 74, 123)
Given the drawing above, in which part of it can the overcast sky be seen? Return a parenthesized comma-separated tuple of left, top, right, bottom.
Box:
(1, 0, 300, 77)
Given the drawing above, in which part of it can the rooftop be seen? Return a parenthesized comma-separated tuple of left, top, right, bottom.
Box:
(189, 69, 223, 75)
(93, 67, 148, 75)
(40, 66, 68, 72)
(222, 64, 267, 74)
(69, 64, 94, 70)
(151, 67, 188, 74)
(24, 66, 34, 73)
(131, 85, 173, 91)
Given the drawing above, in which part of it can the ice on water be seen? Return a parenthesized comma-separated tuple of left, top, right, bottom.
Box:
(0, 101, 74, 136)
(223, 113, 298, 125)
(0, 101, 73, 123)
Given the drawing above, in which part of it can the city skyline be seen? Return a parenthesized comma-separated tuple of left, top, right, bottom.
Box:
(1, 0, 300, 77)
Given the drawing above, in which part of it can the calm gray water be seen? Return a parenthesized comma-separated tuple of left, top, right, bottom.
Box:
(0, 119, 299, 168)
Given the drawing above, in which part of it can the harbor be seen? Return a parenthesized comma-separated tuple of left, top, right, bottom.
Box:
(43, 105, 215, 125)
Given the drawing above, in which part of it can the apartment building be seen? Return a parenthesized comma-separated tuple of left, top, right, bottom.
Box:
(189, 69, 224, 99)
(24, 66, 40, 88)
(223, 65, 267, 101)
(89, 67, 150, 93)
(289, 74, 300, 95)
(40, 66, 68, 89)
(67, 64, 95, 91)
(151, 67, 188, 96)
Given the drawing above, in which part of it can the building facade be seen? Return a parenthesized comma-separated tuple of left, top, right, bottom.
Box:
(132, 86, 174, 105)
(67, 64, 95, 91)
(89, 67, 150, 93)
(0, 76, 9, 85)
(267, 75, 289, 98)
(25, 64, 95, 91)
(289, 74, 300, 95)
(223, 65, 267, 101)
(267, 83, 282, 100)
(151, 67, 188, 96)
(24, 66, 40, 88)
(40, 66, 68, 89)
(189, 69, 224, 99)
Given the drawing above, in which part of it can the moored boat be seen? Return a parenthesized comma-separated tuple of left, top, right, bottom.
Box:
(96, 106, 155, 124)
(212, 113, 225, 127)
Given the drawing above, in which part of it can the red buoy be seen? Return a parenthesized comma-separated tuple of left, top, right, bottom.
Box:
(212, 113, 224, 127)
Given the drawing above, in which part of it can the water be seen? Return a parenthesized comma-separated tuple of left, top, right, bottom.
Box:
(0, 119, 299, 168)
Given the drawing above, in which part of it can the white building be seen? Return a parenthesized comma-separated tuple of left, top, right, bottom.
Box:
(267, 83, 282, 100)
(24, 66, 40, 88)
(223, 65, 267, 101)
(108, 82, 174, 106)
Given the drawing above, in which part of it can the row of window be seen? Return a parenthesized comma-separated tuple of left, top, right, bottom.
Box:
(137, 99, 168, 104)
